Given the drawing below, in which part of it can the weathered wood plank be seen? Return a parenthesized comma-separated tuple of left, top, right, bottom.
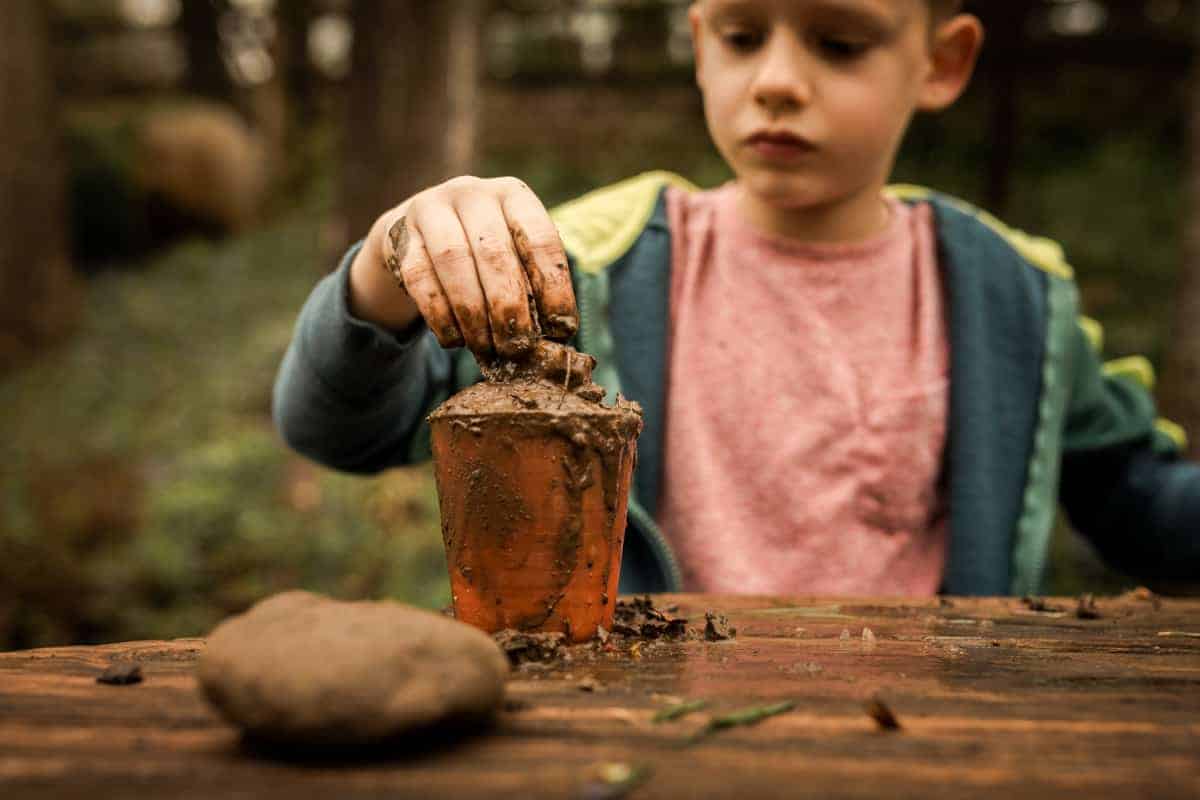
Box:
(1, 595, 1197, 799)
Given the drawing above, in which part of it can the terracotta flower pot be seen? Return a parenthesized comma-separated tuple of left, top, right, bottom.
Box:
(429, 341, 643, 643)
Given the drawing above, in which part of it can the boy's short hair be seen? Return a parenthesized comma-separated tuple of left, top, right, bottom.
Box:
(928, 0, 965, 17)
(926, 0, 964, 14)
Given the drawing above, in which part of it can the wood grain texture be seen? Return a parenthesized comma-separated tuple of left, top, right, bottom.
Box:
(1, 595, 1198, 799)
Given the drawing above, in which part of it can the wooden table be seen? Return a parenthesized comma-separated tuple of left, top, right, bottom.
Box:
(2, 594, 1198, 799)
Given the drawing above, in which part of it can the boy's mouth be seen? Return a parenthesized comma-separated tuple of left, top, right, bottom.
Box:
(745, 130, 817, 161)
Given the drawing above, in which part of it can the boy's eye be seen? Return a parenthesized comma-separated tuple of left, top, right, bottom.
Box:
(817, 36, 869, 60)
(720, 28, 765, 52)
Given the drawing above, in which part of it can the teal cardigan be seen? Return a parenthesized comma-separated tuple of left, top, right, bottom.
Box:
(273, 172, 1200, 596)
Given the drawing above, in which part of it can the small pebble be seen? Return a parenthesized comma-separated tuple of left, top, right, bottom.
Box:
(97, 663, 142, 686)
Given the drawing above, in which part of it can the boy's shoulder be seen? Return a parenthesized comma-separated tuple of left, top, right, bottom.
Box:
(885, 184, 1074, 283)
(549, 171, 1074, 286)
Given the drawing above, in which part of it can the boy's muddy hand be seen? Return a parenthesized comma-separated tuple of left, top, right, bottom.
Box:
(362, 176, 578, 360)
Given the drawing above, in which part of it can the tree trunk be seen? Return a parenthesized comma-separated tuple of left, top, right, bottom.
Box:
(180, 0, 235, 105)
(341, 0, 483, 247)
(0, 0, 81, 374)
(1159, 5, 1200, 459)
(977, 0, 1036, 216)
(277, 0, 315, 131)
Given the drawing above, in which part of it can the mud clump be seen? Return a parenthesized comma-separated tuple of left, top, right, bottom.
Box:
(703, 612, 736, 642)
(1076, 593, 1102, 620)
(1021, 596, 1064, 613)
(495, 597, 716, 669)
(493, 629, 567, 666)
(197, 591, 509, 747)
(610, 596, 690, 641)
(863, 693, 902, 731)
(607, 597, 737, 644)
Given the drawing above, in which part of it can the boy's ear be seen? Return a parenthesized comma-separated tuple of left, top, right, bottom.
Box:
(918, 15, 985, 112)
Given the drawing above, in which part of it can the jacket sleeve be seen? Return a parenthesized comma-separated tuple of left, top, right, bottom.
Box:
(271, 242, 476, 473)
(1058, 320, 1200, 583)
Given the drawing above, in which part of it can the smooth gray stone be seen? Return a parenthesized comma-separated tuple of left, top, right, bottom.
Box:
(197, 591, 509, 746)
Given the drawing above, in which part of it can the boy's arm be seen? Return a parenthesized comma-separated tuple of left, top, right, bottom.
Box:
(1058, 321, 1200, 583)
(271, 242, 470, 473)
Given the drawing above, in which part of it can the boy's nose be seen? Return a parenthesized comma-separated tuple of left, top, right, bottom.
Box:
(751, 34, 812, 114)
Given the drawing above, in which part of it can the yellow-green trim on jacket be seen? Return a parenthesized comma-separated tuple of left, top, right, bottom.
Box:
(552, 171, 699, 275)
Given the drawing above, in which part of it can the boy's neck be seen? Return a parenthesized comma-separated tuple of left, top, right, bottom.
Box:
(734, 182, 892, 244)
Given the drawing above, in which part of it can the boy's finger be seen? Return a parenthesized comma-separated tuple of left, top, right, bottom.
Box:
(453, 193, 538, 358)
(500, 186, 578, 341)
(410, 202, 496, 358)
(390, 218, 464, 349)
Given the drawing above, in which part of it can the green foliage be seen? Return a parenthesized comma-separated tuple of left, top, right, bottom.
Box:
(63, 110, 151, 264)
(1016, 134, 1182, 361)
(99, 430, 447, 641)
(898, 67, 1184, 363)
(0, 204, 448, 650)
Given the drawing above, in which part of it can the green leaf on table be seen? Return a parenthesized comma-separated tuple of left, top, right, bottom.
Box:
(651, 698, 709, 723)
(687, 700, 797, 744)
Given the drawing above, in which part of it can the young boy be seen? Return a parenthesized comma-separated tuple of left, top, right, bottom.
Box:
(273, 0, 1200, 596)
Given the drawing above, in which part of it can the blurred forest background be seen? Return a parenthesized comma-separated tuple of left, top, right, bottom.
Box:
(1, 0, 1197, 650)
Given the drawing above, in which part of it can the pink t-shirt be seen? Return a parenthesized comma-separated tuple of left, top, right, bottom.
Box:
(658, 183, 949, 596)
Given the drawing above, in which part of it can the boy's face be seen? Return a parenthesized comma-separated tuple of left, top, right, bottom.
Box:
(690, 0, 970, 222)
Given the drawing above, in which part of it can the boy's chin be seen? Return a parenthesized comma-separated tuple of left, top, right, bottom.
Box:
(738, 173, 841, 212)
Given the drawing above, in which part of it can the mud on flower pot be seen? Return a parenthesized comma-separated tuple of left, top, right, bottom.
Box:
(429, 340, 642, 643)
